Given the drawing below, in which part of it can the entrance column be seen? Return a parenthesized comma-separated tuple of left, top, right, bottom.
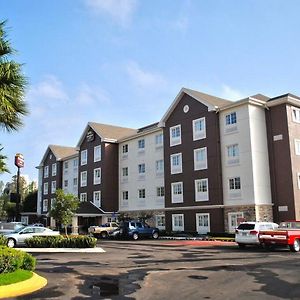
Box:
(72, 216, 79, 235)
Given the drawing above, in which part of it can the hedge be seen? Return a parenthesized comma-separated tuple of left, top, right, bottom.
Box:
(25, 235, 97, 248)
(0, 247, 36, 274)
(0, 236, 7, 247)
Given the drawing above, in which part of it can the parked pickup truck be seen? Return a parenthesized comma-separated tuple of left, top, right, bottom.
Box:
(88, 222, 119, 238)
(258, 221, 300, 252)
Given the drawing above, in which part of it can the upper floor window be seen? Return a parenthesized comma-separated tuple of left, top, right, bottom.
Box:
(64, 180, 68, 188)
(94, 168, 101, 185)
(44, 166, 49, 178)
(157, 186, 165, 197)
(170, 125, 181, 146)
(226, 112, 237, 125)
(73, 177, 78, 186)
(52, 163, 57, 176)
(93, 191, 101, 207)
(229, 177, 241, 190)
(81, 150, 87, 166)
(171, 182, 183, 203)
(80, 171, 87, 187)
(138, 163, 145, 174)
(227, 144, 240, 165)
(64, 161, 69, 169)
(80, 193, 87, 202)
(73, 158, 78, 168)
(122, 144, 128, 154)
(138, 139, 145, 151)
(122, 191, 129, 201)
(193, 118, 206, 140)
(51, 181, 56, 194)
(43, 199, 48, 212)
(156, 160, 164, 174)
(295, 139, 300, 155)
(155, 133, 163, 147)
(94, 145, 101, 162)
(122, 167, 128, 177)
(194, 147, 207, 170)
(195, 178, 209, 201)
(138, 189, 146, 199)
(43, 182, 48, 195)
(170, 153, 182, 174)
(292, 107, 300, 123)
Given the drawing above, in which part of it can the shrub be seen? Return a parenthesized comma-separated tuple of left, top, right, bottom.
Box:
(0, 247, 36, 274)
(25, 235, 97, 248)
(0, 236, 7, 247)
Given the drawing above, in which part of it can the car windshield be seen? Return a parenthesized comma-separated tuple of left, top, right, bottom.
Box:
(237, 224, 255, 230)
(12, 227, 25, 233)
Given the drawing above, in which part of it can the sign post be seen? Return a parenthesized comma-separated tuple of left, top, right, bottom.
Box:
(14, 153, 24, 221)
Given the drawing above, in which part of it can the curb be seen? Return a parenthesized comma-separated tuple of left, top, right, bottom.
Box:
(16, 247, 106, 253)
(160, 236, 235, 242)
(0, 272, 47, 299)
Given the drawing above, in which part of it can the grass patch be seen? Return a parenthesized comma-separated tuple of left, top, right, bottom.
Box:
(0, 269, 33, 286)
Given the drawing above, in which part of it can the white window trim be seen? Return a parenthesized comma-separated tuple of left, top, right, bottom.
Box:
(155, 133, 164, 148)
(292, 106, 300, 123)
(297, 173, 300, 190)
(194, 147, 207, 170)
(138, 139, 145, 152)
(93, 168, 101, 185)
(170, 124, 181, 146)
(44, 166, 49, 178)
(138, 188, 146, 199)
(51, 181, 56, 194)
(80, 193, 87, 202)
(171, 182, 183, 203)
(195, 178, 209, 201)
(193, 117, 206, 141)
(295, 139, 300, 155)
(172, 214, 184, 231)
(43, 199, 48, 212)
(93, 191, 101, 207)
(170, 153, 182, 174)
(80, 171, 87, 187)
(52, 163, 57, 176)
(156, 215, 166, 230)
(156, 160, 164, 174)
(228, 212, 244, 233)
(81, 149, 87, 166)
(94, 145, 101, 162)
(196, 213, 210, 234)
(43, 182, 48, 195)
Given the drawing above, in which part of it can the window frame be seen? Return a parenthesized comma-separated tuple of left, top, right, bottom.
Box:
(93, 168, 101, 185)
(170, 153, 182, 174)
(195, 178, 209, 201)
(94, 145, 101, 162)
(194, 147, 207, 170)
(81, 149, 87, 166)
(171, 181, 183, 203)
(170, 124, 181, 146)
(52, 163, 57, 176)
(80, 171, 87, 187)
(193, 117, 206, 141)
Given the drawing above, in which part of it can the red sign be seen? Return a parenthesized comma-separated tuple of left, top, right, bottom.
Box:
(15, 153, 24, 168)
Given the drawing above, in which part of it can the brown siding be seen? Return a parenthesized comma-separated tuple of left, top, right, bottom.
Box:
(78, 127, 119, 212)
(266, 104, 295, 222)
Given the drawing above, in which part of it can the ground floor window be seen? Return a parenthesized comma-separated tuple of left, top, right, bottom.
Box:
(156, 215, 166, 229)
(228, 212, 244, 232)
(196, 213, 210, 234)
(172, 214, 184, 231)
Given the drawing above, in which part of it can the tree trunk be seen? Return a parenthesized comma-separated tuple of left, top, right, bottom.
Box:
(65, 225, 68, 236)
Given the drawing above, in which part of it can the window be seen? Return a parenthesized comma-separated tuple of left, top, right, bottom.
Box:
(172, 214, 184, 231)
(122, 144, 128, 154)
(122, 191, 129, 200)
(228, 212, 244, 232)
(51, 181, 56, 194)
(157, 187, 165, 197)
(225, 112, 237, 125)
(195, 178, 209, 201)
(73, 178, 78, 186)
(122, 167, 128, 177)
(292, 107, 300, 123)
(156, 160, 164, 174)
(297, 173, 300, 190)
(295, 139, 300, 155)
(227, 144, 240, 165)
(229, 177, 241, 190)
(44, 166, 49, 178)
(80, 193, 87, 202)
(194, 147, 207, 170)
(81, 150, 87, 165)
(73, 158, 78, 168)
(170, 153, 182, 174)
(138, 163, 145, 174)
(138, 189, 146, 199)
(170, 125, 181, 146)
(138, 139, 145, 151)
(64, 161, 69, 169)
(94, 168, 101, 185)
(64, 180, 68, 188)
(51, 198, 55, 209)
(94, 145, 101, 162)
(52, 163, 57, 176)
(93, 191, 101, 207)
(171, 182, 183, 203)
(193, 118, 206, 140)
(155, 133, 163, 147)
(43, 182, 48, 195)
(80, 171, 87, 187)
(156, 215, 165, 229)
(43, 199, 48, 212)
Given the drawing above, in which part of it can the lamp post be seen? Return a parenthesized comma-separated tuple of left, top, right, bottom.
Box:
(14, 153, 24, 221)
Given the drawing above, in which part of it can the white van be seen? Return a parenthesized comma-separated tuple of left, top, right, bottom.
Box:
(235, 222, 278, 248)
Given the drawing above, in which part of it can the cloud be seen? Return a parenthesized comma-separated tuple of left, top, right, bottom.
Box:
(29, 75, 68, 102)
(125, 61, 166, 89)
(84, 0, 138, 26)
(76, 83, 111, 105)
(220, 84, 247, 101)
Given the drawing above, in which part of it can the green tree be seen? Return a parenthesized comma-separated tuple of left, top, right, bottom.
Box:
(22, 190, 37, 212)
(49, 189, 79, 235)
(0, 20, 28, 132)
(0, 145, 9, 174)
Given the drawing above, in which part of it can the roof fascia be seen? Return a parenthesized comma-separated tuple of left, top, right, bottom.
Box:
(118, 127, 161, 143)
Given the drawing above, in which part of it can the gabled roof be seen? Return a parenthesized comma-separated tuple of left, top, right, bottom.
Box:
(76, 201, 114, 215)
(39, 145, 78, 166)
(77, 122, 136, 146)
(266, 93, 300, 108)
(159, 87, 232, 126)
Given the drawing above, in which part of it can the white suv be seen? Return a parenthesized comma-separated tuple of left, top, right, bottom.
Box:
(235, 222, 278, 248)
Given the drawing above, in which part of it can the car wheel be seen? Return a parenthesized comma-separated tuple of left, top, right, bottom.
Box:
(290, 239, 300, 252)
(238, 243, 246, 249)
(101, 231, 108, 239)
(132, 233, 139, 240)
(152, 232, 159, 239)
(7, 238, 16, 248)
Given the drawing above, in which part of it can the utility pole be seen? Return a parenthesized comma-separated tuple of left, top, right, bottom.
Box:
(15, 153, 24, 221)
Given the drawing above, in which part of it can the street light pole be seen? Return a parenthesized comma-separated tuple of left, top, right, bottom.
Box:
(15, 153, 24, 222)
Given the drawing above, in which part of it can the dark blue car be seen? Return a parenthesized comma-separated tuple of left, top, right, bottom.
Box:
(119, 220, 159, 240)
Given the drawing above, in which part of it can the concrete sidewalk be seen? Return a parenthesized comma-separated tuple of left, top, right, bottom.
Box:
(16, 247, 106, 253)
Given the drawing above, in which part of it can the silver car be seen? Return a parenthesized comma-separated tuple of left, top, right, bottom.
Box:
(4, 226, 60, 248)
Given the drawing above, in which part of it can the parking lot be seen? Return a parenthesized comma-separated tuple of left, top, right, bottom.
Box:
(17, 239, 300, 300)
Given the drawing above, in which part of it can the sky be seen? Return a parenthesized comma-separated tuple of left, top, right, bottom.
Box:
(1, 0, 300, 184)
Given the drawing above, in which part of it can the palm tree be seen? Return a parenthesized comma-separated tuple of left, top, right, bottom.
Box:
(0, 145, 9, 174)
(0, 20, 28, 132)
